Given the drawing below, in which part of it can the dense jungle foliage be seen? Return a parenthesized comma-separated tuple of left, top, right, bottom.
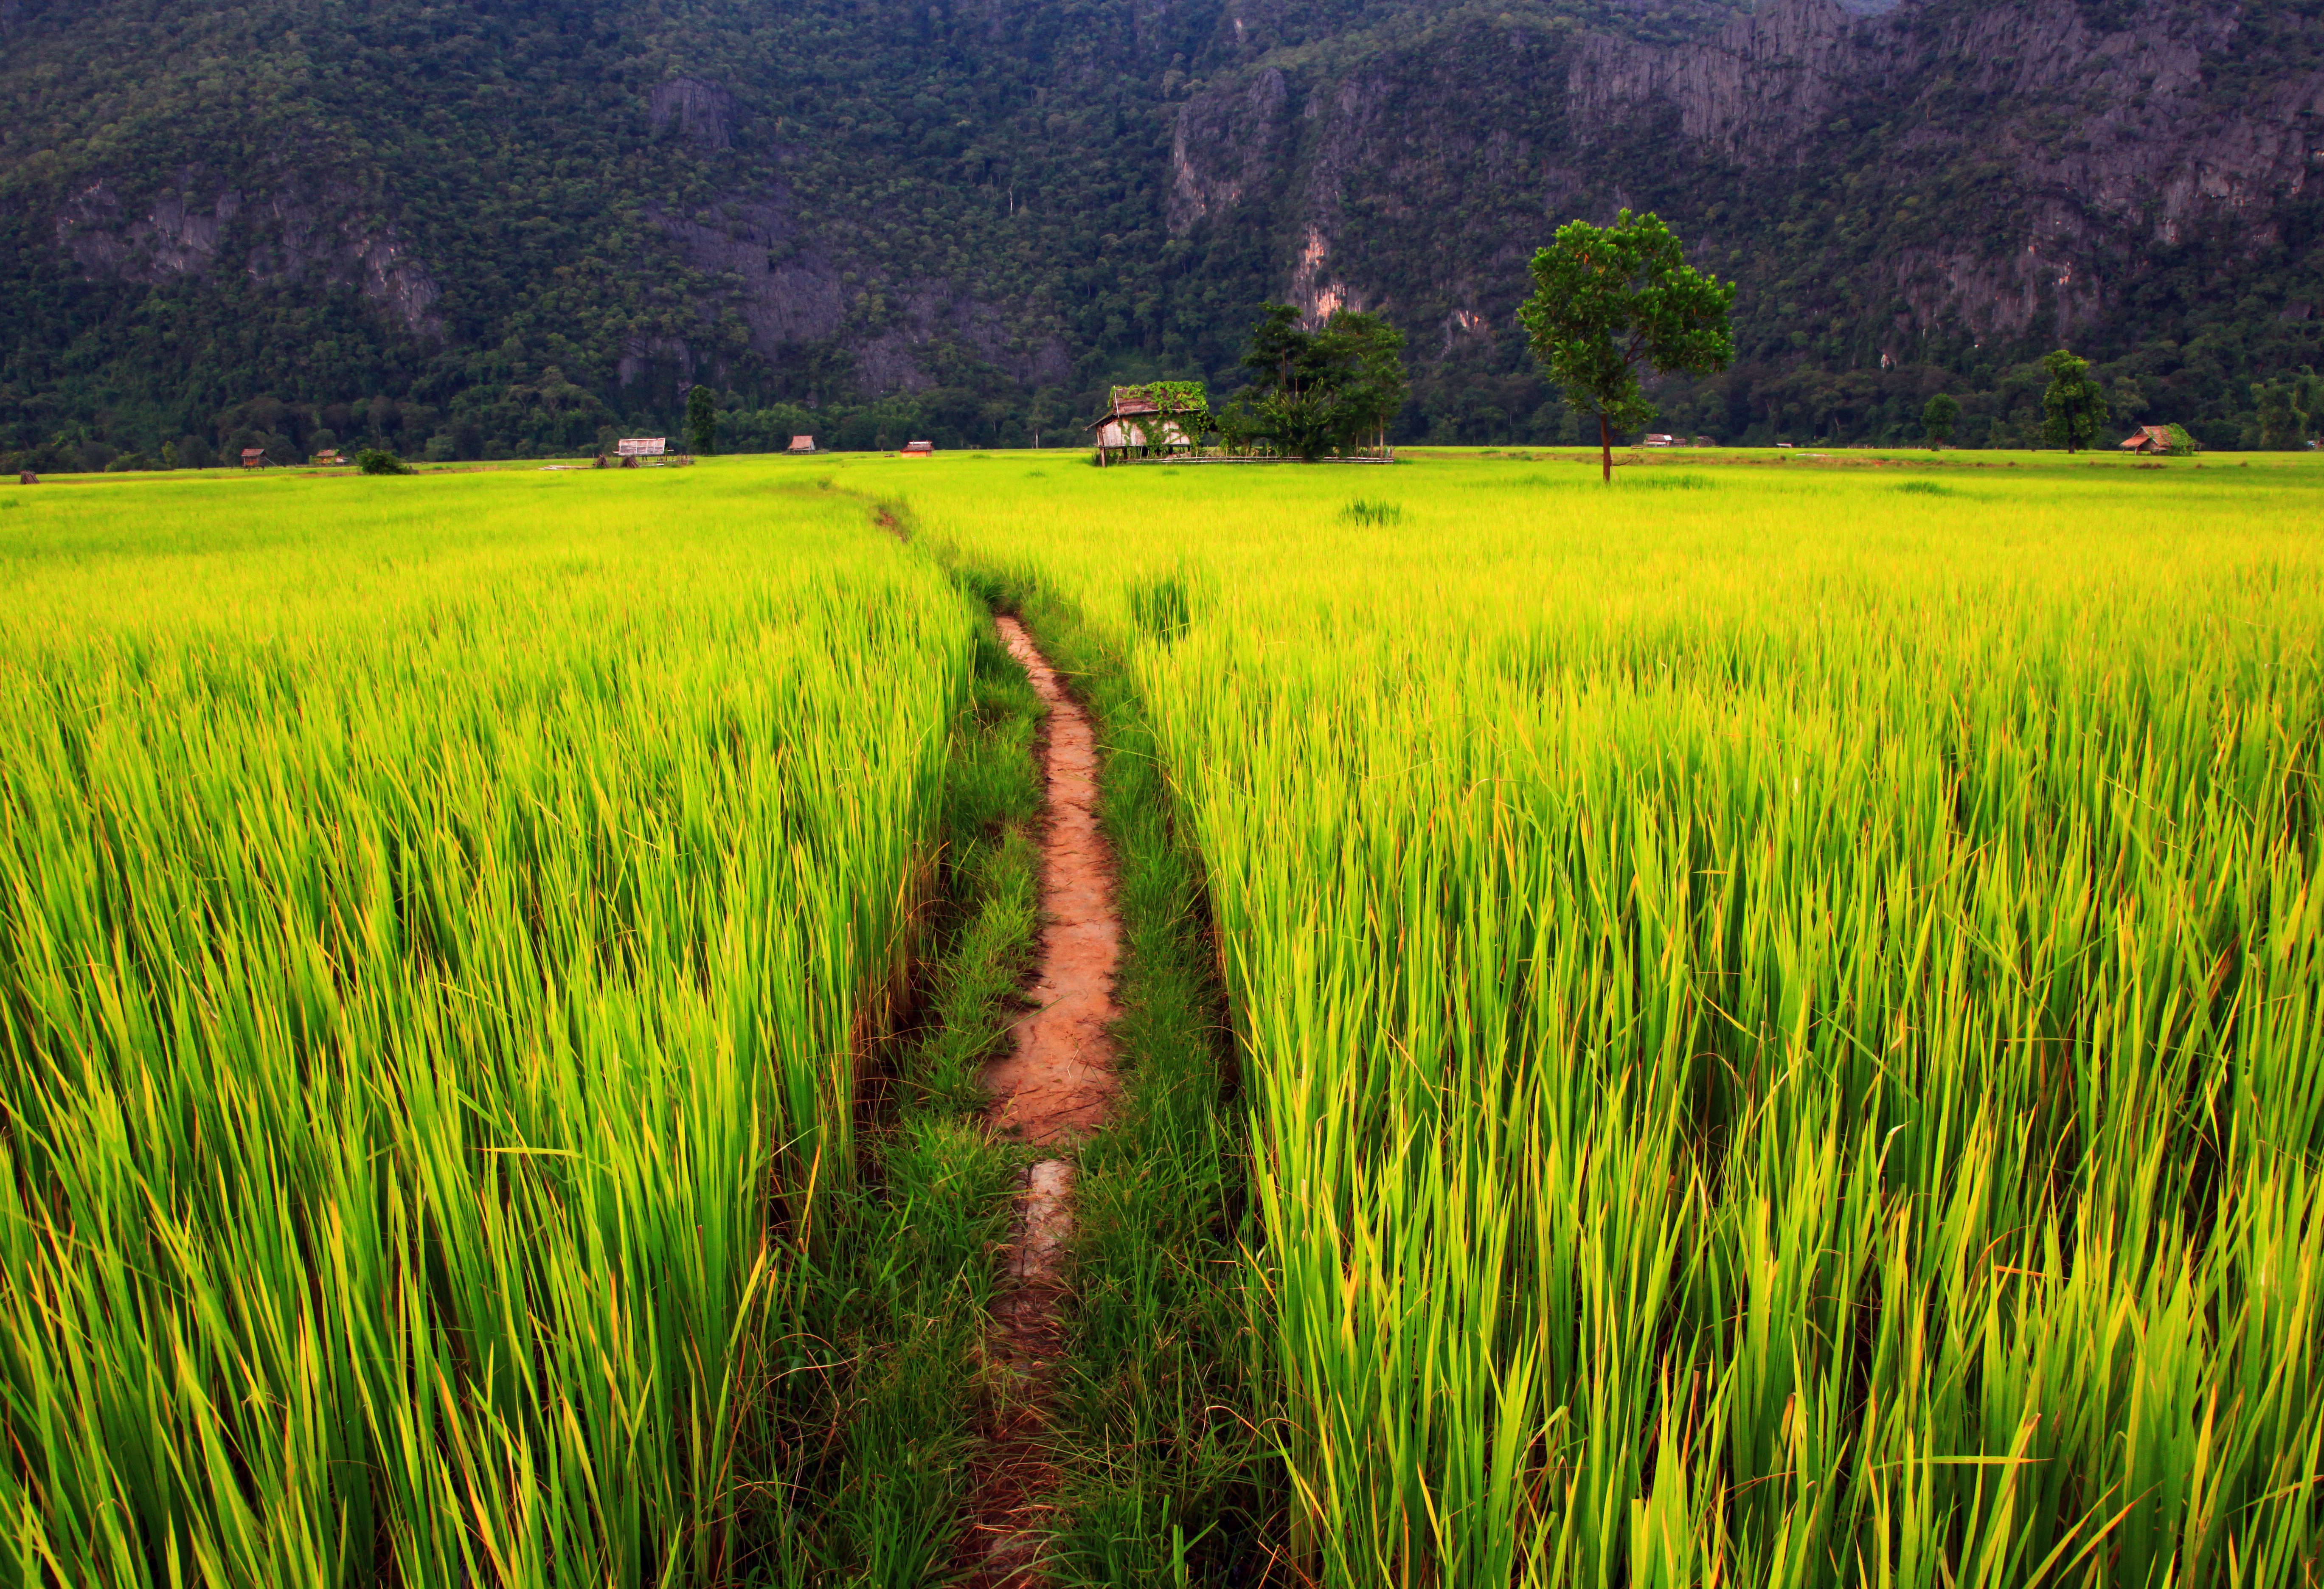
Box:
(0, 0, 2318, 467)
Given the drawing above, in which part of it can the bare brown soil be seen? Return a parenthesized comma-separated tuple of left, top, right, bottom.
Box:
(958, 616, 1123, 1586)
(982, 617, 1122, 1144)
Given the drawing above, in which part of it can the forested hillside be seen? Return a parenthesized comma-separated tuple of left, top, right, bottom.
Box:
(2, 0, 2320, 465)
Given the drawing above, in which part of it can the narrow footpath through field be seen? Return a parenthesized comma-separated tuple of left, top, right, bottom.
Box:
(961, 615, 1123, 1585)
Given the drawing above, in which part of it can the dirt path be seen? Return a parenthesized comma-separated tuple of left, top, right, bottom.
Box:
(961, 616, 1123, 1586)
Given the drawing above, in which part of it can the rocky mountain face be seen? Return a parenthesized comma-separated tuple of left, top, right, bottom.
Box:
(1169, 0, 2324, 442)
(1, 0, 2318, 460)
(52, 171, 444, 338)
(1581, 0, 2323, 343)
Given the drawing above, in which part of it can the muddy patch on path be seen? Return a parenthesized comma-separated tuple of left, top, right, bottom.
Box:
(959, 615, 1123, 1586)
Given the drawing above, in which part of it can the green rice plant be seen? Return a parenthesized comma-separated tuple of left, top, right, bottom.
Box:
(891, 449, 2324, 1586)
(17, 448, 2323, 1584)
(0, 468, 981, 1586)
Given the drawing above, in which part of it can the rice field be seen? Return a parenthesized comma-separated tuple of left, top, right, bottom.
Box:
(3, 449, 2321, 1586)
(899, 450, 2324, 1586)
(0, 468, 981, 1582)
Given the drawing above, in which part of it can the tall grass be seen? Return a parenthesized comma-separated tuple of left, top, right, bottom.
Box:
(899, 452, 2324, 1585)
(0, 470, 979, 1584)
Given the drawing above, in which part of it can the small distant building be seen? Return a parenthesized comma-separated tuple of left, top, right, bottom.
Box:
(901, 440, 934, 455)
(787, 435, 817, 453)
(1694, 435, 1715, 447)
(17, 471, 36, 485)
(311, 449, 345, 466)
(241, 448, 270, 468)
(2120, 424, 2175, 454)
(1642, 433, 1677, 448)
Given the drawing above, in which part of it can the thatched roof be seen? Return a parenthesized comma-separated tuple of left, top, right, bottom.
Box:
(1088, 381, 1207, 430)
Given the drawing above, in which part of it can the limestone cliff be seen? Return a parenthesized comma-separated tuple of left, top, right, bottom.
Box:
(1169, 0, 2324, 386)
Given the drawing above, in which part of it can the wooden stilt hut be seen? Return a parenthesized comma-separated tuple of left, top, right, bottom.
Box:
(1087, 382, 1207, 465)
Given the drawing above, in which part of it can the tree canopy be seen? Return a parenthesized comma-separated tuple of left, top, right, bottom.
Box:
(1922, 393, 1959, 449)
(1230, 304, 1408, 461)
(1518, 210, 1734, 482)
(684, 385, 719, 456)
(2040, 350, 2110, 452)
(2252, 378, 2311, 450)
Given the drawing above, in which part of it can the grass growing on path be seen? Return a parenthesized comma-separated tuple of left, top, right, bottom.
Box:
(941, 560, 1273, 1585)
(771, 617, 1046, 1584)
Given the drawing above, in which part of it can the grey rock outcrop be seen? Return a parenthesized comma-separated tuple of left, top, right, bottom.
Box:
(650, 77, 735, 149)
(53, 168, 444, 339)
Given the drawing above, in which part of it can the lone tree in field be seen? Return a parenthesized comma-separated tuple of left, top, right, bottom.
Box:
(2040, 350, 2109, 452)
(1922, 393, 1959, 449)
(684, 384, 719, 456)
(1518, 211, 1734, 483)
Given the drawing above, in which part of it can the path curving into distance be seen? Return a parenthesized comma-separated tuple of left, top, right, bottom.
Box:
(962, 615, 1123, 1585)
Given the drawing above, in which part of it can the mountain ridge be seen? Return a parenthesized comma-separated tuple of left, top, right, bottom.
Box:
(2, 0, 2318, 464)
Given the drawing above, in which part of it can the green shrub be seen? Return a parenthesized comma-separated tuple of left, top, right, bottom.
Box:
(355, 449, 415, 475)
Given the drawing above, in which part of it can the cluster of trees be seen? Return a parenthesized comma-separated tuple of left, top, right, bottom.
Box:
(1214, 306, 1409, 459)
(1483, 214, 2279, 467)
(3, 376, 1116, 472)
(3, 392, 481, 474)
(2252, 372, 2324, 449)
(1388, 348, 2320, 452)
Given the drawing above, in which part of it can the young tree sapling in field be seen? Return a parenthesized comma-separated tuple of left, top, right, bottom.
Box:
(1518, 211, 1734, 483)
(2040, 350, 2109, 452)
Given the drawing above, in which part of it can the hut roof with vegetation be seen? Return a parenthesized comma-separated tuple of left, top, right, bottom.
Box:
(1088, 381, 1208, 428)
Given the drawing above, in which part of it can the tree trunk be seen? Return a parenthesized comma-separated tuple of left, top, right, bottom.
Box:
(1599, 412, 1613, 484)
